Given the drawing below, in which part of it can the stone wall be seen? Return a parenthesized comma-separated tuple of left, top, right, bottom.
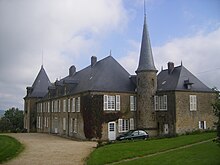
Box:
(175, 91, 217, 134)
(156, 91, 176, 136)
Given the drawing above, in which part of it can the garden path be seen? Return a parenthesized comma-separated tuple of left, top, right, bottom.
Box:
(4, 133, 96, 165)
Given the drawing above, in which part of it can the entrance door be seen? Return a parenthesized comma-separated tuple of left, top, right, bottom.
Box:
(164, 124, 169, 134)
(108, 122, 116, 141)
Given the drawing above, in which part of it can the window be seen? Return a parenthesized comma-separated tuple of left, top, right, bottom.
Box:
(44, 117, 47, 127)
(47, 102, 50, 113)
(104, 95, 120, 111)
(154, 95, 167, 111)
(68, 99, 70, 112)
(63, 99, 66, 112)
(54, 100, 57, 112)
(63, 118, 66, 130)
(118, 119, 129, 133)
(73, 118, 77, 133)
(51, 101, 54, 113)
(46, 117, 49, 128)
(130, 118, 134, 130)
(72, 98, 75, 112)
(76, 97, 80, 112)
(199, 121, 206, 129)
(190, 95, 197, 111)
(58, 100, 60, 112)
(130, 96, 136, 111)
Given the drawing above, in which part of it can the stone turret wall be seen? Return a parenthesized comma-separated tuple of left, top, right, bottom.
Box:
(136, 71, 158, 136)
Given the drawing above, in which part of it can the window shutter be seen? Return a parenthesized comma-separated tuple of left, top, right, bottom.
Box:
(77, 97, 80, 112)
(72, 98, 75, 112)
(199, 121, 201, 129)
(63, 100, 66, 112)
(63, 118, 66, 130)
(70, 118, 72, 133)
(130, 118, 134, 130)
(164, 95, 167, 110)
(118, 119, 123, 133)
(204, 121, 207, 129)
(74, 118, 77, 133)
(194, 96, 197, 110)
(130, 96, 134, 111)
(68, 99, 70, 112)
(154, 96, 158, 110)
(104, 95, 108, 110)
(116, 95, 120, 111)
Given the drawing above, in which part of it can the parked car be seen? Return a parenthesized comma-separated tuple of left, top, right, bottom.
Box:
(116, 130, 149, 141)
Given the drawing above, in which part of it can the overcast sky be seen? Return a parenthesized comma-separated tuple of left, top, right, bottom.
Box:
(0, 0, 220, 110)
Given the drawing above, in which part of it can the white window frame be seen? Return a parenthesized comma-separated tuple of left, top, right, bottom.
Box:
(76, 97, 80, 112)
(154, 95, 167, 111)
(72, 98, 75, 112)
(130, 118, 134, 130)
(190, 95, 197, 111)
(63, 99, 66, 112)
(116, 95, 120, 111)
(68, 98, 71, 112)
(199, 121, 206, 129)
(118, 119, 129, 133)
(130, 96, 136, 111)
(47, 102, 50, 113)
(103, 95, 120, 111)
(63, 118, 66, 130)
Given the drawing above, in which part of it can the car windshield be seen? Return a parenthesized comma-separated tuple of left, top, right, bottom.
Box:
(123, 130, 133, 136)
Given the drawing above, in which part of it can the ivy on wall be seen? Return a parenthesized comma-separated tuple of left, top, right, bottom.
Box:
(81, 94, 123, 140)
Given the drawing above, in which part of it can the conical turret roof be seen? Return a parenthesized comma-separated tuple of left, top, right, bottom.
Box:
(28, 65, 51, 98)
(136, 16, 157, 72)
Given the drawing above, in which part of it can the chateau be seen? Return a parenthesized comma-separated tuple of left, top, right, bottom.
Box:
(24, 15, 217, 140)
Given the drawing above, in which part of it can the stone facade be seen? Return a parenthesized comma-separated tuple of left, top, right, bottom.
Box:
(175, 91, 217, 134)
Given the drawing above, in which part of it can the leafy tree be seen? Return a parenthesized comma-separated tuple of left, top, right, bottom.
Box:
(212, 91, 220, 143)
(0, 107, 24, 133)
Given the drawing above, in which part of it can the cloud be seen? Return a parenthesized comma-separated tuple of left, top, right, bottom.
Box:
(0, 0, 127, 110)
(119, 27, 220, 89)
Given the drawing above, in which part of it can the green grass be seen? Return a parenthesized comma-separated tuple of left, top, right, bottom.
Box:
(87, 132, 217, 165)
(117, 141, 220, 165)
(0, 135, 24, 163)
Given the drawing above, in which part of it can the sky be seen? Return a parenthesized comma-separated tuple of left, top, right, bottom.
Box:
(0, 0, 220, 110)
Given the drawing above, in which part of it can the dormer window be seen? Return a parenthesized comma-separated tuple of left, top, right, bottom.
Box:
(184, 79, 194, 89)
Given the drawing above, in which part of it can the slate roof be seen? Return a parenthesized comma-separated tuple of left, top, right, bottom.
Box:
(50, 56, 136, 97)
(136, 16, 157, 72)
(157, 65, 213, 92)
(25, 66, 51, 98)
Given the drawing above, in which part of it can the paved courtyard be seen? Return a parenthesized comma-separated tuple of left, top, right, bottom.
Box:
(4, 133, 97, 165)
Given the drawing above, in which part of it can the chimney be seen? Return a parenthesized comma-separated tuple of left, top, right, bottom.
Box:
(69, 65, 76, 76)
(91, 56, 97, 67)
(168, 62, 174, 74)
(26, 87, 33, 96)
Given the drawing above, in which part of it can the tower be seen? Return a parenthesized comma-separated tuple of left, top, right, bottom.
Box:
(24, 65, 51, 132)
(136, 13, 158, 136)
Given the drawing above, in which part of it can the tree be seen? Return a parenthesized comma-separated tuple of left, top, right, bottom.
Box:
(0, 107, 24, 133)
(212, 91, 220, 143)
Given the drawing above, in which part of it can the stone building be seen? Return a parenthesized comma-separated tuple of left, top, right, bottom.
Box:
(24, 15, 217, 140)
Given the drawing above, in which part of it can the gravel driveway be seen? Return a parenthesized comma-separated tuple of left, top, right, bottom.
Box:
(4, 133, 97, 165)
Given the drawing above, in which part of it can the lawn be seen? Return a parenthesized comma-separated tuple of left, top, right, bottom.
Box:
(86, 132, 218, 165)
(0, 135, 24, 163)
(117, 141, 220, 165)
